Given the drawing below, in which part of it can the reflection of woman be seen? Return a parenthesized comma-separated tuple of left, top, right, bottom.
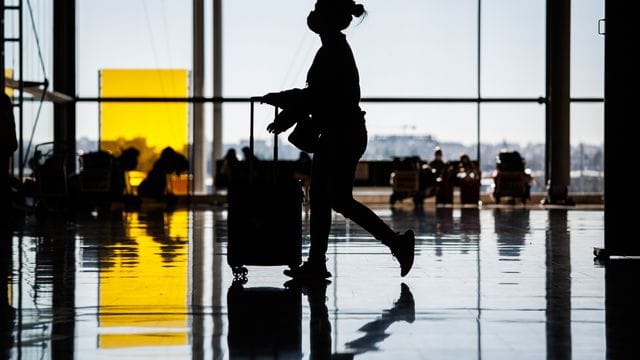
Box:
(263, 0, 414, 279)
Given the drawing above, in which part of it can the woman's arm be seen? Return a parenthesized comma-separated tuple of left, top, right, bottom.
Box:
(262, 88, 312, 114)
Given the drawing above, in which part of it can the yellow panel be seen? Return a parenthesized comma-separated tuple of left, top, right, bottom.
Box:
(99, 69, 189, 173)
(99, 332, 187, 349)
(5, 69, 13, 96)
(99, 210, 189, 348)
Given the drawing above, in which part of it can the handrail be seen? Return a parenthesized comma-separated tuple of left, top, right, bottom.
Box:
(74, 96, 603, 103)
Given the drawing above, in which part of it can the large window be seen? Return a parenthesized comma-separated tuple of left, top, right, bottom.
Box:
(68, 0, 605, 194)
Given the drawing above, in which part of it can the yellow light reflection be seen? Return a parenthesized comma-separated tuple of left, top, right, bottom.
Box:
(99, 69, 189, 174)
(99, 332, 188, 349)
(99, 210, 190, 349)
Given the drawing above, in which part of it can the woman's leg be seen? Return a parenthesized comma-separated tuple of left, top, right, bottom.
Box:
(303, 125, 414, 277)
(329, 163, 396, 245)
(327, 135, 415, 277)
(308, 149, 333, 264)
(327, 127, 396, 245)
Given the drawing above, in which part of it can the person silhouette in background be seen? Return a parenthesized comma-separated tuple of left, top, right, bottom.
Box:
(1, 93, 17, 212)
(428, 146, 446, 177)
(262, 0, 415, 279)
(219, 148, 238, 187)
(456, 153, 481, 204)
(241, 146, 259, 163)
(293, 151, 313, 207)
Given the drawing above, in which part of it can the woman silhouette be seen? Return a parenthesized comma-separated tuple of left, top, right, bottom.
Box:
(263, 0, 415, 279)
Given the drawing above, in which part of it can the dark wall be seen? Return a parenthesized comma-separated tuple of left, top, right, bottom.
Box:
(604, 2, 640, 254)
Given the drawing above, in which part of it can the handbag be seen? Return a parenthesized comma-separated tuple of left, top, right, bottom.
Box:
(288, 115, 320, 153)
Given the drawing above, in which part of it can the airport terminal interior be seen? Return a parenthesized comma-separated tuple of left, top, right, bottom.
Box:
(2, 0, 639, 359)
(0, 206, 622, 359)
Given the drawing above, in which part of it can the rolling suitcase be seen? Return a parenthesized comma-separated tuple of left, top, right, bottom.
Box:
(226, 98, 303, 280)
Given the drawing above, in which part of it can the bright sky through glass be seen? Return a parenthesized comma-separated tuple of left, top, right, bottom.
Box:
(76, 0, 604, 146)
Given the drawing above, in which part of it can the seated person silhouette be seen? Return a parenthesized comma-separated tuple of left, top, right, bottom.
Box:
(235, 146, 262, 181)
(241, 146, 259, 163)
(219, 148, 239, 187)
(428, 146, 446, 177)
(455, 153, 481, 204)
(73, 147, 140, 204)
(138, 147, 189, 200)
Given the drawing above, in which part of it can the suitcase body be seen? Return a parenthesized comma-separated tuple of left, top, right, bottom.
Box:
(226, 100, 303, 277)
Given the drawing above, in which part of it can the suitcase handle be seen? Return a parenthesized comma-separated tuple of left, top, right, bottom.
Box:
(249, 97, 279, 183)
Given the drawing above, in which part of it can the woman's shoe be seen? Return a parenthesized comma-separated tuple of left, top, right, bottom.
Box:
(391, 230, 415, 277)
(284, 261, 332, 280)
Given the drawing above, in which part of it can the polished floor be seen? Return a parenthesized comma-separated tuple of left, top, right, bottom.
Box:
(1, 206, 638, 359)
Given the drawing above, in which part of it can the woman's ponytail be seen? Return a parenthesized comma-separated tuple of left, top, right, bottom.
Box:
(351, 3, 365, 17)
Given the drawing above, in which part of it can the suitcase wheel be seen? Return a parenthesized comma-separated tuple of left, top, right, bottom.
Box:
(232, 266, 248, 284)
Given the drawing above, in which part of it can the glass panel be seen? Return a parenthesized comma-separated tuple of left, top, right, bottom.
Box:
(481, 0, 546, 98)
(20, 102, 54, 177)
(570, 102, 604, 193)
(77, 0, 192, 97)
(223, 0, 478, 97)
(362, 103, 478, 161)
(480, 103, 546, 192)
(77, 102, 100, 154)
(571, 0, 605, 98)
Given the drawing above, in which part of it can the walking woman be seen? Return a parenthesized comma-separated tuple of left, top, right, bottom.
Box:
(263, 0, 415, 279)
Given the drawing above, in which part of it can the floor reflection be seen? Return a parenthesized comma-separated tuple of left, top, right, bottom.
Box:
(343, 283, 415, 356)
(1, 222, 15, 359)
(494, 208, 530, 258)
(96, 210, 189, 350)
(0, 208, 625, 359)
(545, 210, 571, 360)
(227, 283, 302, 358)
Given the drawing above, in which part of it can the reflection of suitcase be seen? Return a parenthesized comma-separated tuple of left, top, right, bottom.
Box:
(227, 284, 302, 359)
(226, 99, 303, 278)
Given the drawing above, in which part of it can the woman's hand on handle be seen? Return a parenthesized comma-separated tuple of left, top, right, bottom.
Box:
(261, 92, 286, 108)
(266, 109, 298, 134)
